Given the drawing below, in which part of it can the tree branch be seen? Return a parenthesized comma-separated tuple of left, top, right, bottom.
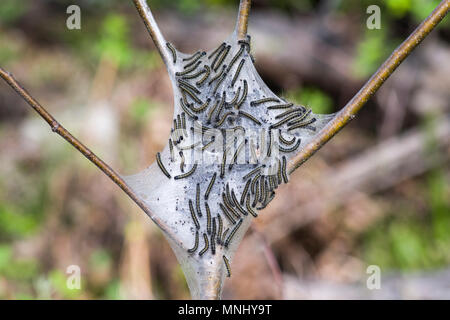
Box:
(236, 0, 251, 39)
(288, 0, 449, 174)
(132, 0, 174, 70)
(0, 67, 180, 246)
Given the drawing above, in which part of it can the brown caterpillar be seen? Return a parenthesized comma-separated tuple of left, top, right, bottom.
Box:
(156, 152, 171, 179)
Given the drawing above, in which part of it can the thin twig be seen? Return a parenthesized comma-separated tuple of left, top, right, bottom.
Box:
(288, 0, 449, 174)
(132, 0, 174, 70)
(236, 0, 252, 39)
(0, 67, 181, 247)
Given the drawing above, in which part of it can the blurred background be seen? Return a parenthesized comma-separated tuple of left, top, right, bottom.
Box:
(0, 0, 449, 299)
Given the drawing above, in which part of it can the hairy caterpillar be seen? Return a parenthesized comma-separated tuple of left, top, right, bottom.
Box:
(156, 152, 171, 179)
(166, 42, 177, 64)
(174, 163, 198, 179)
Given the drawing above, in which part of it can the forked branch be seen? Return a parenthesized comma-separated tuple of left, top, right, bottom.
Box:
(288, 0, 449, 173)
(132, 0, 174, 70)
(236, 0, 252, 39)
(0, 67, 180, 246)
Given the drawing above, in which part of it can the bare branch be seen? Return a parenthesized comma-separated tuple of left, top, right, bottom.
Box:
(288, 0, 449, 174)
(0, 67, 181, 246)
(132, 0, 174, 70)
(236, 0, 251, 39)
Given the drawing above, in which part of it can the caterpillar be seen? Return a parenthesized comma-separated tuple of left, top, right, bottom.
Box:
(223, 255, 231, 277)
(279, 130, 296, 145)
(215, 92, 227, 120)
(226, 184, 233, 206)
(212, 74, 226, 95)
(179, 98, 198, 120)
(166, 42, 177, 64)
(279, 139, 301, 153)
(210, 226, 216, 255)
(250, 97, 280, 106)
(198, 233, 209, 256)
(227, 86, 241, 106)
(267, 129, 273, 157)
(251, 172, 262, 194)
(183, 51, 202, 62)
(270, 112, 304, 129)
(220, 203, 236, 225)
(252, 179, 259, 207)
(178, 141, 201, 151)
(223, 192, 240, 219)
(178, 79, 201, 94)
(217, 215, 223, 245)
(196, 183, 202, 217)
(224, 218, 242, 248)
(181, 68, 205, 80)
(208, 42, 226, 60)
(277, 159, 282, 184)
(286, 108, 312, 126)
(231, 59, 245, 87)
(191, 98, 211, 113)
(229, 139, 245, 170)
(221, 228, 230, 245)
(287, 118, 317, 132)
(175, 61, 201, 77)
(174, 163, 198, 180)
(180, 86, 203, 105)
(183, 52, 205, 70)
(205, 173, 216, 200)
(213, 45, 231, 72)
(206, 100, 219, 123)
(195, 65, 211, 86)
(220, 149, 226, 179)
(243, 167, 261, 181)
(169, 139, 174, 161)
(201, 137, 215, 151)
(179, 151, 185, 172)
(210, 43, 227, 68)
(267, 103, 294, 110)
(231, 189, 248, 216)
(187, 231, 199, 253)
(259, 176, 265, 203)
(238, 110, 261, 125)
(235, 80, 248, 109)
(189, 199, 200, 229)
(282, 156, 289, 183)
(240, 179, 252, 205)
(216, 111, 234, 127)
(275, 107, 304, 120)
(208, 64, 227, 85)
(226, 45, 244, 73)
(246, 193, 258, 217)
(206, 202, 212, 234)
(156, 152, 171, 179)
